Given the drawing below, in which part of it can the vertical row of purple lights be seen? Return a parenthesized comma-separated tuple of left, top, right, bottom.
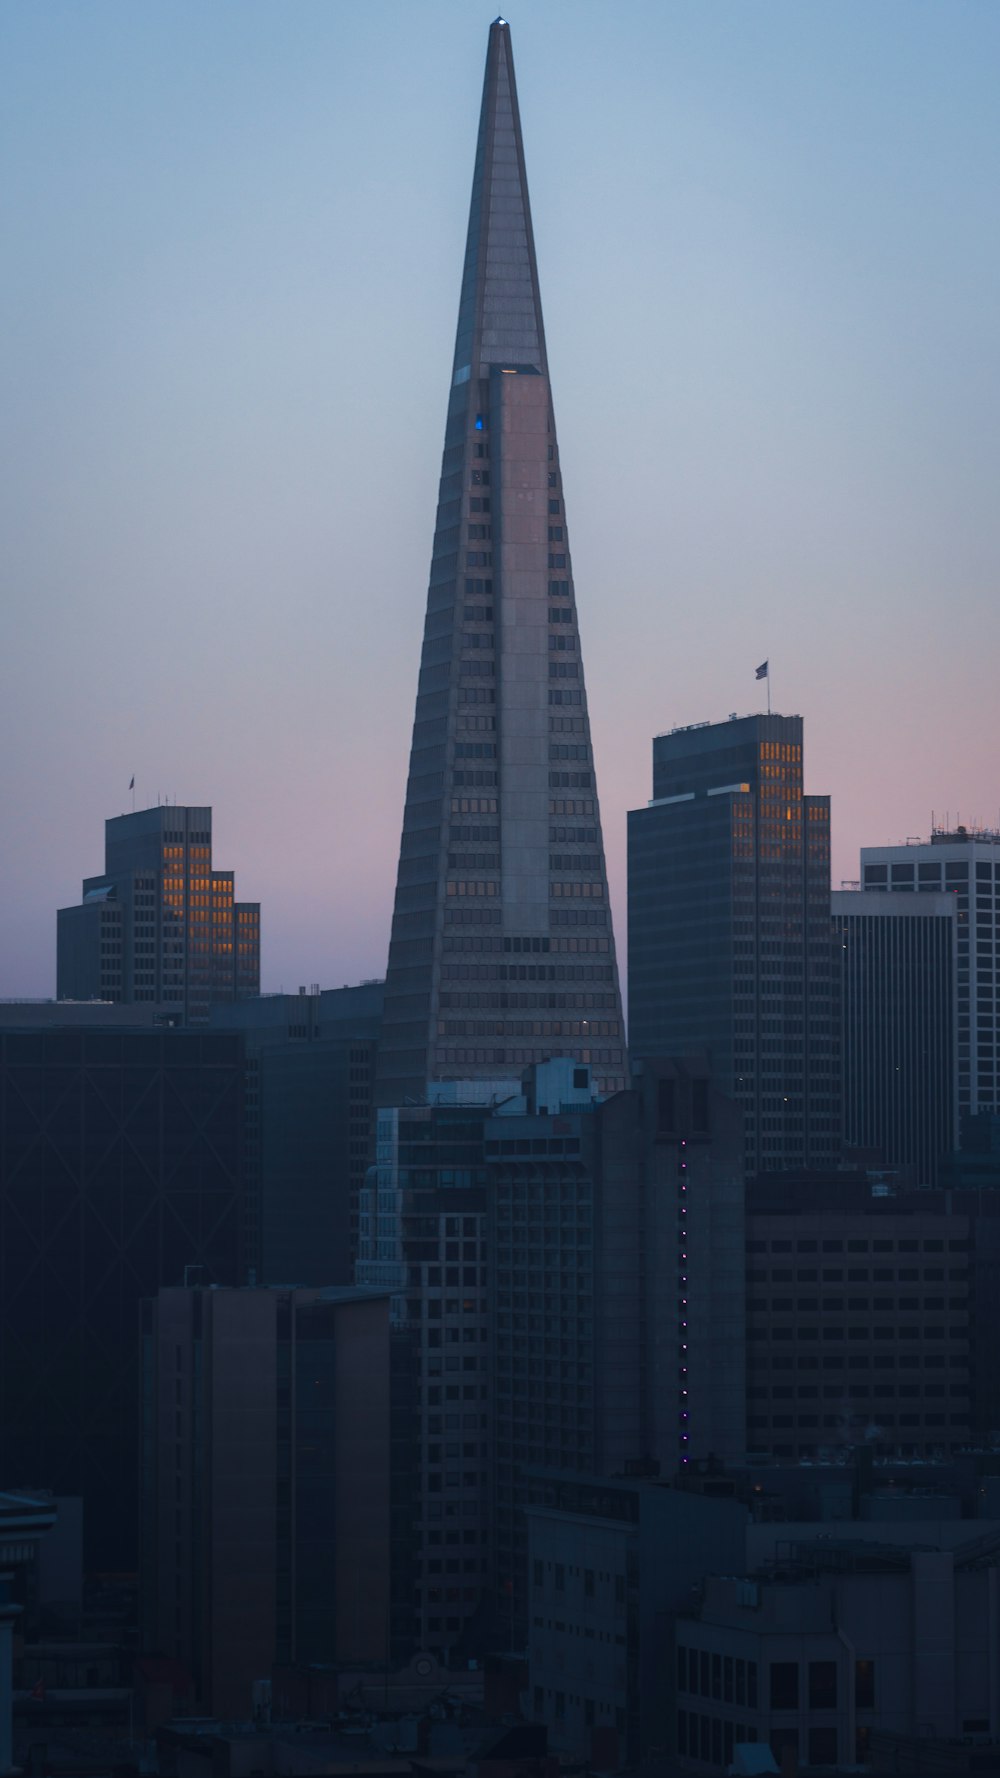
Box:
(679, 1138, 689, 1463)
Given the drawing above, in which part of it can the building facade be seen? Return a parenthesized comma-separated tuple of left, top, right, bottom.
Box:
(209, 983, 383, 1283)
(488, 1058, 745, 1635)
(745, 1177, 972, 1461)
(376, 19, 626, 1106)
(356, 1096, 493, 1656)
(861, 826, 1000, 1124)
(675, 1532, 1000, 1772)
(140, 1285, 390, 1717)
(628, 714, 839, 1176)
(0, 1493, 59, 1777)
(526, 1474, 746, 1770)
(57, 805, 259, 1023)
(0, 1023, 245, 1569)
(833, 887, 957, 1185)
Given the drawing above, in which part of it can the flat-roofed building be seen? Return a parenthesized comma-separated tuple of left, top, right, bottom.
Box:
(745, 1176, 972, 1462)
(140, 1284, 390, 1718)
(0, 1023, 245, 1569)
(629, 715, 839, 1177)
(833, 886, 957, 1184)
(57, 804, 258, 1023)
(861, 826, 1000, 1124)
(675, 1528, 1000, 1771)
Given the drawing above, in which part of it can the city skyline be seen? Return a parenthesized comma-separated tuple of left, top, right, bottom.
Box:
(3, 1, 999, 998)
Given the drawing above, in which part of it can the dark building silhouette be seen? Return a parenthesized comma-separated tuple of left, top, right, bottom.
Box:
(861, 827, 1000, 1124)
(833, 888, 957, 1186)
(359, 1056, 744, 1656)
(376, 18, 626, 1106)
(357, 1094, 491, 1656)
(0, 1023, 245, 1569)
(487, 1057, 745, 1636)
(942, 1113, 1000, 1189)
(0, 1492, 59, 1776)
(140, 1284, 390, 1717)
(745, 1175, 973, 1460)
(210, 983, 383, 1283)
(628, 714, 840, 1175)
(57, 805, 259, 1023)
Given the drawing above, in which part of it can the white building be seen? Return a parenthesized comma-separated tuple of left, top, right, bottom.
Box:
(861, 827, 1000, 1126)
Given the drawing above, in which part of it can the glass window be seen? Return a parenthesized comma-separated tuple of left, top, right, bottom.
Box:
(809, 1661, 838, 1709)
(770, 1662, 799, 1709)
(856, 1659, 875, 1709)
(809, 1727, 838, 1765)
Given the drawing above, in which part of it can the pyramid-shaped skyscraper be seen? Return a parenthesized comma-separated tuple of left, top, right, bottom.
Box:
(376, 19, 626, 1104)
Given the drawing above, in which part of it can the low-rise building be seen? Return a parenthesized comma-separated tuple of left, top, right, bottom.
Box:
(526, 1472, 746, 1769)
(675, 1529, 1000, 1772)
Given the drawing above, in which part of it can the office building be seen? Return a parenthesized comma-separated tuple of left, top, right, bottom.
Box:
(0, 1493, 59, 1778)
(745, 1175, 972, 1461)
(488, 1057, 745, 1635)
(861, 825, 1000, 1124)
(675, 1529, 1000, 1772)
(833, 887, 957, 1185)
(526, 1473, 746, 1770)
(941, 1111, 1000, 1189)
(140, 1284, 390, 1718)
(356, 1094, 493, 1655)
(0, 1022, 245, 1568)
(376, 18, 626, 1106)
(57, 804, 259, 1023)
(210, 983, 383, 1282)
(628, 714, 839, 1175)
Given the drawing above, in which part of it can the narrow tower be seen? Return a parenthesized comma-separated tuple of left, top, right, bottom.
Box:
(377, 19, 626, 1104)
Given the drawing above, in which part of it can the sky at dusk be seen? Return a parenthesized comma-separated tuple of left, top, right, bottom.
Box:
(2, 0, 999, 1000)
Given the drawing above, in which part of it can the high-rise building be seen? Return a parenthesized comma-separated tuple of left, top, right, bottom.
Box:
(376, 18, 626, 1107)
(832, 888, 957, 1185)
(210, 983, 383, 1283)
(57, 805, 259, 1023)
(357, 1093, 493, 1657)
(140, 1284, 390, 1717)
(488, 1056, 745, 1636)
(628, 714, 840, 1175)
(0, 1021, 245, 1568)
(358, 1053, 745, 1659)
(860, 827, 1000, 1125)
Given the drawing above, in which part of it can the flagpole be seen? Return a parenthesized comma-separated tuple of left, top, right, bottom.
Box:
(768, 670, 771, 717)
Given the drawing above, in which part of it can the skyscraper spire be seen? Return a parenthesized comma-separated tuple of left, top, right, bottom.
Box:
(451, 19, 547, 386)
(376, 21, 626, 1105)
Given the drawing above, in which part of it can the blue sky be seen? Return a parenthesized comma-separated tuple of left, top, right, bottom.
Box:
(2, 1, 999, 995)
